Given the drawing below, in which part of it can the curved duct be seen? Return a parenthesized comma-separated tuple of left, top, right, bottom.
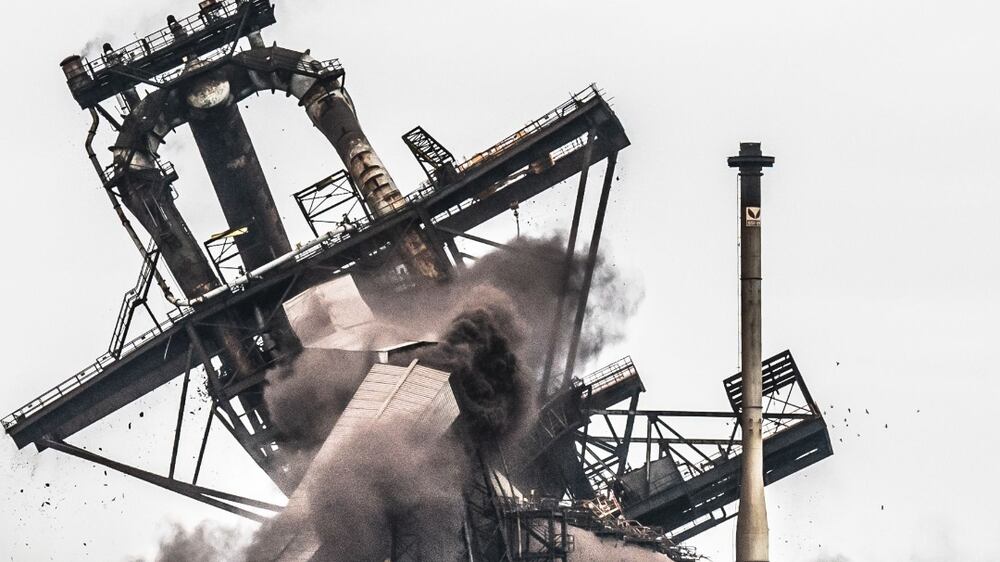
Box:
(112, 46, 449, 291)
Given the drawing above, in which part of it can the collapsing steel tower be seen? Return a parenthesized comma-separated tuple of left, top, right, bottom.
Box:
(3, 2, 833, 560)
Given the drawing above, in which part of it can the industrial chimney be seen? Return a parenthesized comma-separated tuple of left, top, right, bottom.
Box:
(728, 142, 774, 562)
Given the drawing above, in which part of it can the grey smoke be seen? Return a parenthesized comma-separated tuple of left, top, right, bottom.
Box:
(146, 238, 641, 560)
(262, 347, 375, 487)
(299, 421, 470, 561)
(80, 38, 104, 60)
(250, 237, 639, 558)
(263, 347, 373, 453)
(360, 235, 643, 393)
(252, 299, 525, 560)
(148, 522, 249, 562)
(262, 234, 640, 457)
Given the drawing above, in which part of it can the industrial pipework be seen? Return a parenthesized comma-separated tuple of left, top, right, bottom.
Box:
(300, 75, 449, 281)
(729, 142, 775, 562)
(166, 225, 355, 308)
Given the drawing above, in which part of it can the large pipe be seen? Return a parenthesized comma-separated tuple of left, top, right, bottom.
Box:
(113, 160, 221, 299)
(167, 225, 354, 308)
(85, 108, 177, 303)
(186, 70, 292, 269)
(183, 64, 303, 375)
(300, 80, 447, 281)
(728, 142, 774, 562)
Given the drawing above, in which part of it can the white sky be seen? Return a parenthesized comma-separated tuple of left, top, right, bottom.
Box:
(2, 1, 999, 561)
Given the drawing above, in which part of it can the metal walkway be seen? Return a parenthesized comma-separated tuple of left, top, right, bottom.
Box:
(3, 85, 629, 474)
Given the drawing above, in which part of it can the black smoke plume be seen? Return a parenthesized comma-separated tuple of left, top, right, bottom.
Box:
(398, 301, 526, 437)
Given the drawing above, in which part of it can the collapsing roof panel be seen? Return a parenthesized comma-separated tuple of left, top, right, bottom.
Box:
(254, 360, 457, 562)
(282, 274, 430, 351)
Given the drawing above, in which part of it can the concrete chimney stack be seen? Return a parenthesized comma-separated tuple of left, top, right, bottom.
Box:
(728, 142, 774, 562)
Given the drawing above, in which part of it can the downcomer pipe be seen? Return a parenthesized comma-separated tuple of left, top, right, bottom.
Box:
(85, 107, 177, 303)
(729, 142, 774, 562)
(110, 148, 221, 299)
(300, 77, 448, 281)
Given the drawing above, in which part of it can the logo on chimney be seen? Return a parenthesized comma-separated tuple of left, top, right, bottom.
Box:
(745, 207, 761, 227)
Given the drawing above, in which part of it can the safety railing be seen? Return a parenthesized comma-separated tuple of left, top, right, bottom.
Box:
(153, 46, 233, 85)
(582, 356, 638, 395)
(4, 85, 608, 432)
(294, 57, 343, 77)
(1, 306, 192, 431)
(454, 84, 602, 174)
(154, 48, 343, 89)
(82, 0, 258, 78)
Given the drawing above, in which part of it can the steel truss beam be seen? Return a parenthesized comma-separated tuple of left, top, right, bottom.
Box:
(41, 438, 281, 522)
(568, 351, 832, 542)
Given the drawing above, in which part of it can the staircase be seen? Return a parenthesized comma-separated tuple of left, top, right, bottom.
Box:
(108, 239, 160, 359)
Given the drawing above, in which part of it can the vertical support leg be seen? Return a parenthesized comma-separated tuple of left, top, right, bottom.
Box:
(192, 407, 214, 486)
(616, 392, 640, 479)
(540, 130, 597, 397)
(445, 236, 467, 272)
(562, 151, 618, 385)
(168, 345, 193, 479)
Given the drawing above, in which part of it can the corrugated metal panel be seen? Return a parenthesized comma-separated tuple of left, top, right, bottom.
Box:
(265, 360, 458, 561)
(282, 275, 431, 351)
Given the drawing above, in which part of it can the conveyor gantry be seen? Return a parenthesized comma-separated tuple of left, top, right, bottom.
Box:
(516, 351, 833, 544)
(601, 351, 832, 542)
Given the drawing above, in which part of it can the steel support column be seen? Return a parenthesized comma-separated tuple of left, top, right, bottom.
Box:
(540, 129, 596, 397)
(188, 101, 292, 268)
(168, 346, 193, 479)
(562, 152, 618, 384)
(192, 407, 214, 486)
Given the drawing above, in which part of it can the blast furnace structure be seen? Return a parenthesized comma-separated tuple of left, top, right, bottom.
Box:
(3, 2, 833, 560)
